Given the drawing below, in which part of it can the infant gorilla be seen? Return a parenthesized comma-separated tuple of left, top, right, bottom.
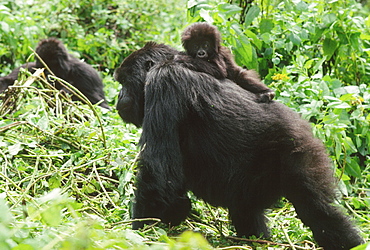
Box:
(177, 22, 274, 103)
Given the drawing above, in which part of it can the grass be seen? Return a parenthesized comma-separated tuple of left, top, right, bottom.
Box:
(0, 0, 369, 248)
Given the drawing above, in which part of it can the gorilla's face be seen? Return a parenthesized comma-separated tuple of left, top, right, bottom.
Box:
(114, 42, 178, 127)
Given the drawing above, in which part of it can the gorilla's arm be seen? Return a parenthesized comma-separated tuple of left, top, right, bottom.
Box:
(132, 63, 193, 229)
(219, 47, 275, 102)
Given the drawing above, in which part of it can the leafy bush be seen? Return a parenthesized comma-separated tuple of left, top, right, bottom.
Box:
(0, 0, 369, 249)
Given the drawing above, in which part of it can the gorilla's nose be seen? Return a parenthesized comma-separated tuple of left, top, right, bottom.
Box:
(197, 50, 207, 58)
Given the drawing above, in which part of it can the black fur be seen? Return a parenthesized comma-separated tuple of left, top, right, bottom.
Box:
(179, 22, 275, 103)
(115, 42, 363, 250)
(35, 38, 109, 109)
(0, 62, 36, 93)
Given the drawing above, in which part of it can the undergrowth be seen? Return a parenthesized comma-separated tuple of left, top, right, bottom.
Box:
(0, 0, 369, 249)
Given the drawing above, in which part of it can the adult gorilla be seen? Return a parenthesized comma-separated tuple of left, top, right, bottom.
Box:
(114, 42, 363, 250)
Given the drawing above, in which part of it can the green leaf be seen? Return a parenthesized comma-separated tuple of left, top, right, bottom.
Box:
(8, 143, 23, 156)
(334, 136, 342, 161)
(0, 21, 10, 33)
(333, 86, 360, 96)
(272, 57, 280, 65)
(360, 33, 370, 40)
(37, 115, 49, 130)
(322, 13, 336, 27)
(199, 9, 213, 23)
(187, 0, 198, 8)
(343, 86, 360, 94)
(327, 102, 351, 109)
(245, 29, 262, 50)
(352, 197, 362, 209)
(177, 231, 212, 249)
(366, 15, 370, 27)
(312, 57, 326, 73)
(288, 33, 302, 45)
(48, 174, 62, 189)
(350, 242, 370, 250)
(244, 5, 260, 27)
(217, 3, 241, 19)
(343, 136, 357, 153)
(233, 35, 255, 69)
(323, 38, 337, 59)
(296, 1, 308, 12)
(339, 93, 354, 102)
(345, 157, 362, 178)
(349, 32, 361, 51)
(123, 230, 146, 245)
(260, 18, 274, 34)
(41, 205, 62, 226)
(12, 244, 34, 250)
(0, 199, 12, 225)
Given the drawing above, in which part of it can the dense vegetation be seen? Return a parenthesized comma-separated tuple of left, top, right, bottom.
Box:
(0, 0, 369, 249)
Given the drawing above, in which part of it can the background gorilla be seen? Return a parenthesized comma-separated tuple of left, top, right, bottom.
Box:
(0, 62, 36, 93)
(35, 38, 109, 109)
(115, 42, 363, 250)
(179, 22, 274, 103)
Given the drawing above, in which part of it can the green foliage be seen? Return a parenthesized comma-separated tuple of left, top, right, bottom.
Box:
(0, 194, 214, 249)
(0, 0, 186, 73)
(0, 0, 369, 249)
(187, 0, 370, 82)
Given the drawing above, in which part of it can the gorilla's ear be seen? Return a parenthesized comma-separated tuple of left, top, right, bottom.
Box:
(145, 60, 155, 71)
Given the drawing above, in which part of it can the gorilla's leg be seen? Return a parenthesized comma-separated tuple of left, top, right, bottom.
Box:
(132, 193, 191, 229)
(228, 182, 281, 238)
(282, 149, 363, 250)
(132, 169, 191, 229)
(229, 206, 269, 238)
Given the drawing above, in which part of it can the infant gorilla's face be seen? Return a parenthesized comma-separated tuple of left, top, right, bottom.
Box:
(187, 39, 213, 59)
